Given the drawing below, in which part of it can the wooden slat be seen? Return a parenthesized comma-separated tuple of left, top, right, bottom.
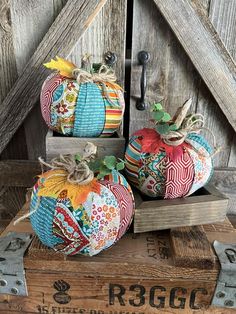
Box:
(130, 0, 199, 136)
(134, 185, 228, 233)
(153, 0, 236, 133)
(10, 0, 55, 160)
(170, 225, 215, 269)
(0, 0, 107, 155)
(212, 167, 236, 214)
(0, 160, 40, 187)
(0, 0, 28, 160)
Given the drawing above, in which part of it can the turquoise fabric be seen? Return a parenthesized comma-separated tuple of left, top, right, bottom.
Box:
(73, 83, 105, 137)
(30, 191, 63, 248)
(187, 133, 213, 154)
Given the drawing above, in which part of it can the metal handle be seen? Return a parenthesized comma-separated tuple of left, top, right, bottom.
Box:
(136, 51, 150, 110)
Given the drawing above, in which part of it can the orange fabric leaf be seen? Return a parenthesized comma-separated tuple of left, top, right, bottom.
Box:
(37, 169, 101, 208)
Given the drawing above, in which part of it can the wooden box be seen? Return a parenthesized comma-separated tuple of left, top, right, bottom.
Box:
(134, 184, 229, 233)
(46, 130, 126, 160)
(0, 202, 235, 313)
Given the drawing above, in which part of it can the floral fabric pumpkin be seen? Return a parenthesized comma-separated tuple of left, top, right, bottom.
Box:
(40, 57, 124, 137)
(30, 150, 134, 256)
(125, 128, 213, 199)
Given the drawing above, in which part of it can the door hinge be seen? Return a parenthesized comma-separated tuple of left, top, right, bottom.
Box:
(0, 232, 32, 296)
(212, 241, 236, 309)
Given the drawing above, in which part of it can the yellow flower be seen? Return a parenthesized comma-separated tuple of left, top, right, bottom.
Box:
(37, 169, 101, 208)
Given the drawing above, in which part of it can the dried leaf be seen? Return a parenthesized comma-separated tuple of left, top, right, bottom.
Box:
(44, 56, 76, 78)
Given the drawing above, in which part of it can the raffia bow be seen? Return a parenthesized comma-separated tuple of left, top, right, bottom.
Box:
(14, 143, 98, 225)
(72, 64, 119, 107)
(39, 142, 97, 185)
(160, 99, 220, 157)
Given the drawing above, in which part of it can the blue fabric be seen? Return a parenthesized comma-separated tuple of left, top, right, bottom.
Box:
(187, 133, 213, 154)
(30, 192, 63, 248)
(73, 83, 105, 137)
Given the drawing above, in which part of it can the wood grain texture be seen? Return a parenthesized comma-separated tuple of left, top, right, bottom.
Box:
(208, 0, 236, 167)
(46, 130, 126, 160)
(134, 185, 228, 233)
(10, 0, 55, 159)
(153, 0, 236, 134)
(0, 0, 28, 160)
(130, 0, 199, 135)
(68, 0, 127, 87)
(0, 206, 236, 313)
(0, 0, 107, 155)
(0, 160, 40, 187)
(212, 167, 236, 214)
(170, 225, 215, 269)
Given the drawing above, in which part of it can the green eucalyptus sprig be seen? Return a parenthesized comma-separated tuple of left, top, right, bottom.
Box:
(151, 103, 178, 135)
(88, 156, 125, 179)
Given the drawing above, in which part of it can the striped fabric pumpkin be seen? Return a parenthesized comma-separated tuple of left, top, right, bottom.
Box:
(30, 170, 134, 256)
(125, 128, 213, 199)
(40, 73, 124, 137)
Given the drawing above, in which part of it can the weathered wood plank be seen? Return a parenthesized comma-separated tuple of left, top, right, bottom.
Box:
(0, 0, 107, 155)
(0, 160, 40, 187)
(208, 0, 236, 167)
(134, 185, 228, 233)
(153, 0, 236, 133)
(69, 0, 127, 87)
(211, 167, 236, 214)
(0, 0, 28, 160)
(130, 0, 199, 135)
(10, 0, 55, 159)
(170, 225, 215, 269)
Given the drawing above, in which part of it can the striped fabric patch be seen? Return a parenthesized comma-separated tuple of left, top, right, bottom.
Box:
(73, 83, 105, 137)
(40, 74, 65, 127)
(100, 84, 123, 137)
(164, 150, 194, 199)
(125, 137, 142, 187)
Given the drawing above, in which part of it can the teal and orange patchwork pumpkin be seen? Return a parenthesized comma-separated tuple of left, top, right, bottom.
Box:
(40, 57, 124, 137)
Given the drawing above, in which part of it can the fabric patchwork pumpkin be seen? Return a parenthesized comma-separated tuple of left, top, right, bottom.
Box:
(40, 73, 124, 137)
(30, 170, 134, 256)
(125, 128, 213, 199)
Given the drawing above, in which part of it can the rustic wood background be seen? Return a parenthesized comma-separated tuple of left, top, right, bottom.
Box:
(0, 0, 235, 219)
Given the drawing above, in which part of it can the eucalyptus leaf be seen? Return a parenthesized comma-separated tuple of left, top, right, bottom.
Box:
(169, 123, 178, 131)
(154, 103, 163, 111)
(104, 156, 117, 170)
(162, 112, 171, 122)
(156, 123, 170, 135)
(89, 159, 101, 172)
(75, 154, 82, 162)
(116, 162, 125, 171)
(153, 111, 164, 121)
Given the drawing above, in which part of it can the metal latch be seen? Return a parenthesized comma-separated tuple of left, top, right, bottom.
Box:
(0, 232, 32, 296)
(212, 241, 236, 309)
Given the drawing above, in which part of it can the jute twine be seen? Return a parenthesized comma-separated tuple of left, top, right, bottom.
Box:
(14, 143, 97, 225)
(72, 64, 119, 107)
(160, 98, 221, 157)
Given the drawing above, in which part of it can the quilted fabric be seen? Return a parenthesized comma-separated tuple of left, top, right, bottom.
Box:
(125, 128, 213, 199)
(40, 74, 124, 137)
(30, 171, 135, 256)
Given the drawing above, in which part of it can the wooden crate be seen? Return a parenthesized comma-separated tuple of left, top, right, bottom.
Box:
(46, 130, 126, 160)
(134, 184, 228, 233)
(0, 202, 235, 313)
